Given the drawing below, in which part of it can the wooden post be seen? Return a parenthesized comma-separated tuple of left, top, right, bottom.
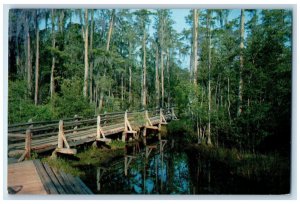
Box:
(97, 115, 101, 140)
(160, 108, 167, 124)
(159, 140, 162, 153)
(171, 107, 178, 120)
(54, 119, 77, 155)
(124, 156, 128, 176)
(171, 107, 174, 119)
(97, 167, 101, 191)
(58, 120, 64, 149)
(159, 140, 167, 153)
(18, 129, 32, 162)
(73, 114, 78, 133)
(25, 129, 31, 159)
(124, 110, 128, 131)
(122, 110, 128, 142)
(104, 111, 107, 125)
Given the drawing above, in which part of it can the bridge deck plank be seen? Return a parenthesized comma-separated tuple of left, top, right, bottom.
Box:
(8, 159, 93, 194)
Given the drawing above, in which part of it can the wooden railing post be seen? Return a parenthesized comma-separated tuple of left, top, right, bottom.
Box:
(171, 107, 178, 120)
(73, 114, 78, 133)
(25, 129, 31, 159)
(122, 110, 128, 142)
(97, 115, 101, 140)
(124, 110, 128, 131)
(58, 120, 64, 149)
(53, 119, 77, 155)
(145, 110, 152, 126)
(104, 111, 107, 125)
(17, 129, 32, 162)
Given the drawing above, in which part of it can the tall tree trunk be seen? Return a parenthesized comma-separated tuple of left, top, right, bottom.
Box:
(227, 77, 231, 124)
(155, 45, 160, 108)
(83, 9, 89, 98)
(129, 42, 132, 104)
(15, 18, 21, 77)
(207, 10, 212, 146)
(237, 9, 245, 117)
(142, 27, 147, 108)
(59, 10, 65, 33)
(189, 44, 193, 83)
(34, 10, 39, 105)
(106, 9, 115, 51)
(26, 14, 32, 98)
(99, 9, 115, 111)
(89, 9, 94, 103)
(121, 72, 124, 103)
(159, 13, 165, 108)
(167, 50, 170, 108)
(50, 9, 56, 99)
(192, 9, 199, 86)
(161, 51, 164, 108)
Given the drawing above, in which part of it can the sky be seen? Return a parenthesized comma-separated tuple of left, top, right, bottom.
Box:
(154, 9, 245, 69)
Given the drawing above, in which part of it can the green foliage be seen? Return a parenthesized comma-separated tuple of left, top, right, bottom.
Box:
(53, 77, 94, 118)
(7, 9, 292, 156)
(110, 140, 126, 149)
(72, 147, 124, 166)
(8, 78, 96, 124)
(42, 157, 84, 177)
(168, 119, 196, 142)
(8, 80, 57, 123)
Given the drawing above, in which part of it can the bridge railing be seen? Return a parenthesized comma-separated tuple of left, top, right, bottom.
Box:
(8, 107, 177, 161)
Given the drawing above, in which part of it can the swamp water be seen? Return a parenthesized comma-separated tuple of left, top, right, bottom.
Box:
(79, 137, 290, 194)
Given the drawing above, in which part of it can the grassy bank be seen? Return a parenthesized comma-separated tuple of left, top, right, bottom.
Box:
(42, 140, 126, 177)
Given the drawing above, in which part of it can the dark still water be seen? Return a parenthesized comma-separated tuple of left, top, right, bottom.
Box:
(80, 139, 290, 194)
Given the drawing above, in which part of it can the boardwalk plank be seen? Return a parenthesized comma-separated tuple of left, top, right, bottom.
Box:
(74, 176, 93, 194)
(52, 168, 74, 194)
(43, 163, 66, 194)
(8, 160, 47, 194)
(59, 171, 77, 194)
(8, 159, 93, 195)
(33, 159, 58, 194)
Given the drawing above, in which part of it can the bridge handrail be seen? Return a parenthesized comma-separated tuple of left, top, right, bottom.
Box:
(8, 107, 177, 160)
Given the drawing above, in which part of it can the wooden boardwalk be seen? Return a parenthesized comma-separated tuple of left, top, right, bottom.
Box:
(8, 160, 93, 194)
(8, 108, 178, 160)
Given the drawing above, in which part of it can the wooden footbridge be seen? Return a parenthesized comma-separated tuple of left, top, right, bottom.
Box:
(8, 107, 178, 161)
(8, 159, 93, 194)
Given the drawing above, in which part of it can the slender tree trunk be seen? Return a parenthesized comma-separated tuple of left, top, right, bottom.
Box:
(121, 72, 124, 102)
(192, 9, 199, 86)
(34, 11, 39, 105)
(83, 9, 89, 98)
(26, 15, 32, 98)
(167, 50, 170, 108)
(142, 27, 147, 108)
(128, 42, 132, 105)
(106, 9, 115, 51)
(89, 9, 94, 103)
(189, 45, 193, 83)
(207, 10, 212, 146)
(227, 77, 231, 123)
(16, 20, 21, 77)
(99, 9, 115, 111)
(155, 45, 160, 108)
(237, 9, 245, 117)
(161, 51, 164, 108)
(160, 13, 165, 108)
(59, 10, 65, 33)
(50, 9, 56, 99)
